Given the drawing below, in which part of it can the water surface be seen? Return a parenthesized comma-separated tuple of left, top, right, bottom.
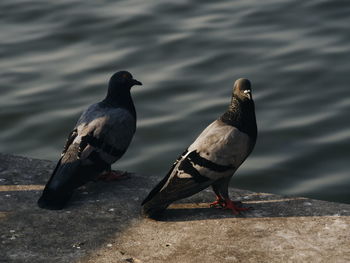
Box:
(1, 0, 349, 203)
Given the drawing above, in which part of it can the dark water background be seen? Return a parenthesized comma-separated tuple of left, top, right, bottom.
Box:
(1, 0, 349, 203)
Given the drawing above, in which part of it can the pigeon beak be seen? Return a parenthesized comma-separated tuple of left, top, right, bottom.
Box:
(243, 89, 251, 100)
(132, 79, 142, 86)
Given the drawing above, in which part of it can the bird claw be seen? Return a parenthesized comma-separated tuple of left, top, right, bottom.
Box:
(224, 199, 251, 215)
(209, 199, 225, 208)
(97, 170, 131, 181)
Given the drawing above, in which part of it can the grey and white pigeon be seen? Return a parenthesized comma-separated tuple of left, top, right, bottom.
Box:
(38, 71, 142, 210)
(141, 78, 257, 218)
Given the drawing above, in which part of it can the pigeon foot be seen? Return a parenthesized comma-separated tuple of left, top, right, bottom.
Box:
(209, 196, 225, 208)
(224, 199, 251, 215)
(97, 170, 131, 181)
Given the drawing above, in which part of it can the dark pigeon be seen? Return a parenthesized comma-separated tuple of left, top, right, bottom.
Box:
(38, 71, 142, 210)
(141, 78, 257, 218)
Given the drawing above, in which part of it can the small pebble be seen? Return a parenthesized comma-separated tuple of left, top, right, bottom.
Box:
(73, 244, 81, 249)
(303, 202, 312, 206)
(72, 241, 85, 249)
(108, 208, 115, 212)
(107, 243, 113, 247)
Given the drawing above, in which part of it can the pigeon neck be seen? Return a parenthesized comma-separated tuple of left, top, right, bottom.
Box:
(219, 97, 257, 141)
(102, 89, 136, 119)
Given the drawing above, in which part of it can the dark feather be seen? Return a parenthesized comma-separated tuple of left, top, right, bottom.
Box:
(38, 143, 109, 210)
(142, 168, 214, 218)
(141, 150, 188, 205)
(187, 151, 234, 172)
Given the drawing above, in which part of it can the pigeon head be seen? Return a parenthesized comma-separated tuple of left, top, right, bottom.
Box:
(108, 71, 142, 91)
(233, 78, 252, 101)
(104, 71, 142, 111)
(105, 70, 142, 101)
(220, 77, 257, 138)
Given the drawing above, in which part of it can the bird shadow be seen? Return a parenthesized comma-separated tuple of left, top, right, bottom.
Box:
(154, 193, 350, 222)
(36, 170, 350, 223)
(69, 176, 350, 222)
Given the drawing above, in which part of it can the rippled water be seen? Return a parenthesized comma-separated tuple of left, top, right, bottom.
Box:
(1, 0, 349, 203)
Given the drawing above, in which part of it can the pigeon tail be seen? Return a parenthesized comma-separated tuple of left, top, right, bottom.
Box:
(37, 145, 107, 210)
(37, 157, 83, 210)
(141, 176, 214, 219)
(37, 189, 73, 210)
(141, 200, 169, 219)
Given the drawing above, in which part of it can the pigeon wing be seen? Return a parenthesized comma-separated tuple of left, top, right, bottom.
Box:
(141, 150, 188, 206)
(141, 151, 215, 218)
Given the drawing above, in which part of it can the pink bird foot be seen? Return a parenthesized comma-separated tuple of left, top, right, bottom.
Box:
(224, 199, 251, 215)
(97, 170, 131, 181)
(209, 197, 226, 208)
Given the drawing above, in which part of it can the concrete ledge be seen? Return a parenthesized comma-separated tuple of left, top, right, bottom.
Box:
(0, 153, 350, 262)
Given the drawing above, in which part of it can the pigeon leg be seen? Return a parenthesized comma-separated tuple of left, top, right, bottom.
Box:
(216, 176, 251, 214)
(210, 183, 225, 208)
(97, 170, 131, 181)
(210, 195, 225, 208)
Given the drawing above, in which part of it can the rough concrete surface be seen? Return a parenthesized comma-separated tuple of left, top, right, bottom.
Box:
(0, 153, 349, 263)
